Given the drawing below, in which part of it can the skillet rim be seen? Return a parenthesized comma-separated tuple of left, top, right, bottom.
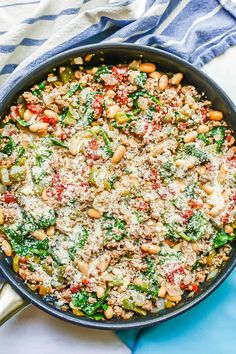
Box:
(0, 42, 235, 330)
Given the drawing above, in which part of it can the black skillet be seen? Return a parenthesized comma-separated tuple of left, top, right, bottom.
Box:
(0, 43, 235, 329)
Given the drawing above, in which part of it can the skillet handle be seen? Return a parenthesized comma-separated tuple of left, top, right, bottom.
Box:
(0, 282, 29, 326)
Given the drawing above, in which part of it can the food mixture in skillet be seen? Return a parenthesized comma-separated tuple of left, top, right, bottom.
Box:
(0, 57, 235, 320)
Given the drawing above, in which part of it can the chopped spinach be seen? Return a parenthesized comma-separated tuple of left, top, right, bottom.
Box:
(31, 166, 47, 184)
(135, 72, 147, 87)
(18, 146, 25, 158)
(128, 283, 150, 293)
(0, 135, 15, 156)
(184, 144, 209, 163)
(191, 259, 200, 271)
(108, 175, 118, 189)
(198, 133, 210, 145)
(82, 92, 102, 126)
(159, 161, 176, 179)
(130, 90, 160, 109)
(103, 214, 127, 241)
(64, 83, 82, 98)
(2, 229, 49, 258)
(99, 127, 113, 157)
(186, 212, 208, 240)
(31, 150, 52, 183)
(50, 137, 68, 149)
(36, 209, 56, 230)
(144, 257, 158, 297)
(208, 126, 226, 153)
(184, 183, 197, 199)
(198, 126, 226, 153)
(146, 106, 156, 121)
(213, 229, 236, 249)
(77, 226, 89, 248)
(60, 108, 69, 126)
(18, 119, 31, 127)
(72, 289, 108, 316)
(94, 65, 111, 83)
(68, 225, 89, 260)
(16, 146, 26, 164)
(1, 209, 55, 257)
(35, 150, 52, 167)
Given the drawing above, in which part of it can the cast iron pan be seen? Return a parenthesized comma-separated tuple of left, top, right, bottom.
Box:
(0, 43, 235, 330)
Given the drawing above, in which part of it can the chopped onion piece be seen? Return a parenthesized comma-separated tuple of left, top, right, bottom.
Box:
(207, 268, 219, 281)
(157, 298, 165, 310)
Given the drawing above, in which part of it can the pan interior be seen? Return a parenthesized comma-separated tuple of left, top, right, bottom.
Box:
(0, 43, 235, 330)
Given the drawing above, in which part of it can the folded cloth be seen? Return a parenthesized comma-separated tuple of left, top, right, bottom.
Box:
(0, 0, 235, 353)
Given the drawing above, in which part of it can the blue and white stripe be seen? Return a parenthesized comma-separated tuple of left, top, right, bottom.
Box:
(0, 0, 235, 102)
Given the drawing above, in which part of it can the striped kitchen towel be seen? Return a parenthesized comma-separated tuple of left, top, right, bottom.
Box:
(0, 0, 235, 103)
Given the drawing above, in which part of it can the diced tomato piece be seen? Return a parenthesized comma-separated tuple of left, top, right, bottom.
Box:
(178, 123, 189, 131)
(191, 283, 199, 293)
(159, 192, 167, 200)
(4, 192, 16, 203)
(65, 295, 72, 302)
(165, 239, 176, 247)
(41, 116, 57, 128)
(188, 200, 203, 209)
(79, 181, 89, 192)
(105, 84, 116, 91)
(19, 256, 28, 264)
(13, 106, 19, 116)
(222, 213, 229, 225)
(70, 284, 82, 293)
(88, 139, 98, 151)
(152, 182, 160, 190)
(58, 133, 67, 141)
(166, 266, 185, 285)
(137, 200, 149, 210)
(166, 273, 175, 285)
(52, 174, 65, 201)
(148, 170, 157, 180)
(205, 162, 213, 171)
(177, 266, 185, 275)
(181, 210, 193, 223)
(92, 94, 103, 119)
(52, 173, 61, 186)
(201, 107, 207, 121)
(167, 188, 176, 196)
(115, 90, 128, 105)
(112, 66, 128, 82)
(20, 274, 26, 280)
(160, 107, 168, 119)
(228, 157, 236, 168)
(230, 194, 236, 203)
(85, 151, 100, 160)
(27, 104, 43, 114)
(180, 283, 188, 290)
(82, 278, 89, 286)
(151, 122, 162, 132)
